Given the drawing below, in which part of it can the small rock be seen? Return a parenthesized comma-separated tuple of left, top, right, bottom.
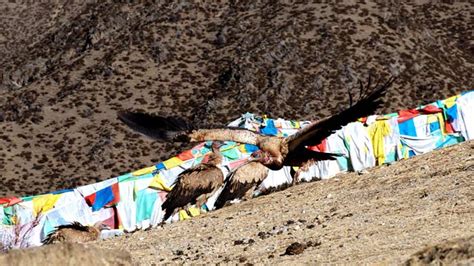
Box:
(419, 190, 428, 198)
(282, 242, 306, 256)
(306, 240, 322, 247)
(234, 238, 255, 245)
(173, 250, 184, 256)
(257, 231, 269, 239)
(357, 170, 369, 175)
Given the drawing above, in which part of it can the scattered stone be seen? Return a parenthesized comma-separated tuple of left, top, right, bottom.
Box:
(339, 213, 354, 219)
(282, 242, 307, 256)
(306, 240, 322, 247)
(419, 190, 428, 199)
(234, 238, 255, 245)
(173, 250, 184, 256)
(258, 231, 270, 240)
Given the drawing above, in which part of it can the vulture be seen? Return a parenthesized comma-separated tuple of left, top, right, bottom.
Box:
(213, 156, 269, 209)
(42, 222, 108, 245)
(161, 141, 225, 221)
(118, 76, 395, 172)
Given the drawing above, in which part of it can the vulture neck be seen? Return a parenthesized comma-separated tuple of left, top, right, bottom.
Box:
(206, 144, 223, 165)
(189, 129, 259, 145)
(256, 136, 288, 170)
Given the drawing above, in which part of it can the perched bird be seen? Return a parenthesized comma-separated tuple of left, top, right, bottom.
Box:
(42, 221, 108, 245)
(161, 141, 225, 221)
(118, 76, 394, 171)
(214, 152, 269, 209)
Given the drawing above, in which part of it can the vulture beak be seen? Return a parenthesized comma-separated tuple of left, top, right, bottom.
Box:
(250, 150, 271, 164)
(250, 150, 263, 159)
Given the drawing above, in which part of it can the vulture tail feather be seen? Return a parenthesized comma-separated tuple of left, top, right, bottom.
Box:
(214, 169, 238, 210)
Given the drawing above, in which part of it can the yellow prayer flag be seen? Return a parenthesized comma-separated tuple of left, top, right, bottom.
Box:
(131, 166, 156, 176)
(443, 95, 458, 108)
(32, 194, 61, 216)
(163, 157, 183, 169)
(148, 173, 172, 192)
(178, 209, 190, 221)
(188, 207, 201, 217)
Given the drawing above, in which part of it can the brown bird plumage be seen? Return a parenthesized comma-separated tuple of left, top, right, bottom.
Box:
(42, 222, 107, 245)
(161, 142, 225, 221)
(118, 76, 394, 171)
(214, 158, 269, 209)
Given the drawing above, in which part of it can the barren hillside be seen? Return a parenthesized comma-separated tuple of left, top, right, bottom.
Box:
(0, 1, 472, 196)
(0, 2, 473, 264)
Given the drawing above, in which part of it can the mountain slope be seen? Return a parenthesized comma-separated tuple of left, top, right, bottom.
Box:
(0, 1, 472, 196)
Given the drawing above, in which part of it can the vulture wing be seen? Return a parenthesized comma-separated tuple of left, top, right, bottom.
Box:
(118, 111, 193, 142)
(214, 162, 269, 209)
(42, 222, 89, 244)
(118, 111, 261, 145)
(55, 222, 89, 231)
(283, 146, 342, 166)
(162, 164, 224, 221)
(285, 76, 395, 153)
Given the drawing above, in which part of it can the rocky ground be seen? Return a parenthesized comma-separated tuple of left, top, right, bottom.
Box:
(0, 1, 473, 196)
(1, 243, 132, 266)
(96, 140, 474, 265)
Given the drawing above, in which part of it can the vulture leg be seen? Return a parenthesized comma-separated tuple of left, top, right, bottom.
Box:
(291, 173, 299, 186)
(243, 185, 256, 200)
(195, 194, 207, 211)
(292, 160, 314, 186)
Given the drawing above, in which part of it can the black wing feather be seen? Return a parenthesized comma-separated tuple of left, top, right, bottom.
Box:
(284, 147, 342, 166)
(118, 111, 193, 142)
(286, 76, 395, 152)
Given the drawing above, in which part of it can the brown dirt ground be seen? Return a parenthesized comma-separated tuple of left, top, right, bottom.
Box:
(95, 140, 474, 265)
(404, 235, 474, 265)
(0, 243, 131, 266)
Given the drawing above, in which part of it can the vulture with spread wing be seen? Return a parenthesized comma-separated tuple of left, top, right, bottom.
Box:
(161, 142, 225, 221)
(118, 77, 394, 172)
